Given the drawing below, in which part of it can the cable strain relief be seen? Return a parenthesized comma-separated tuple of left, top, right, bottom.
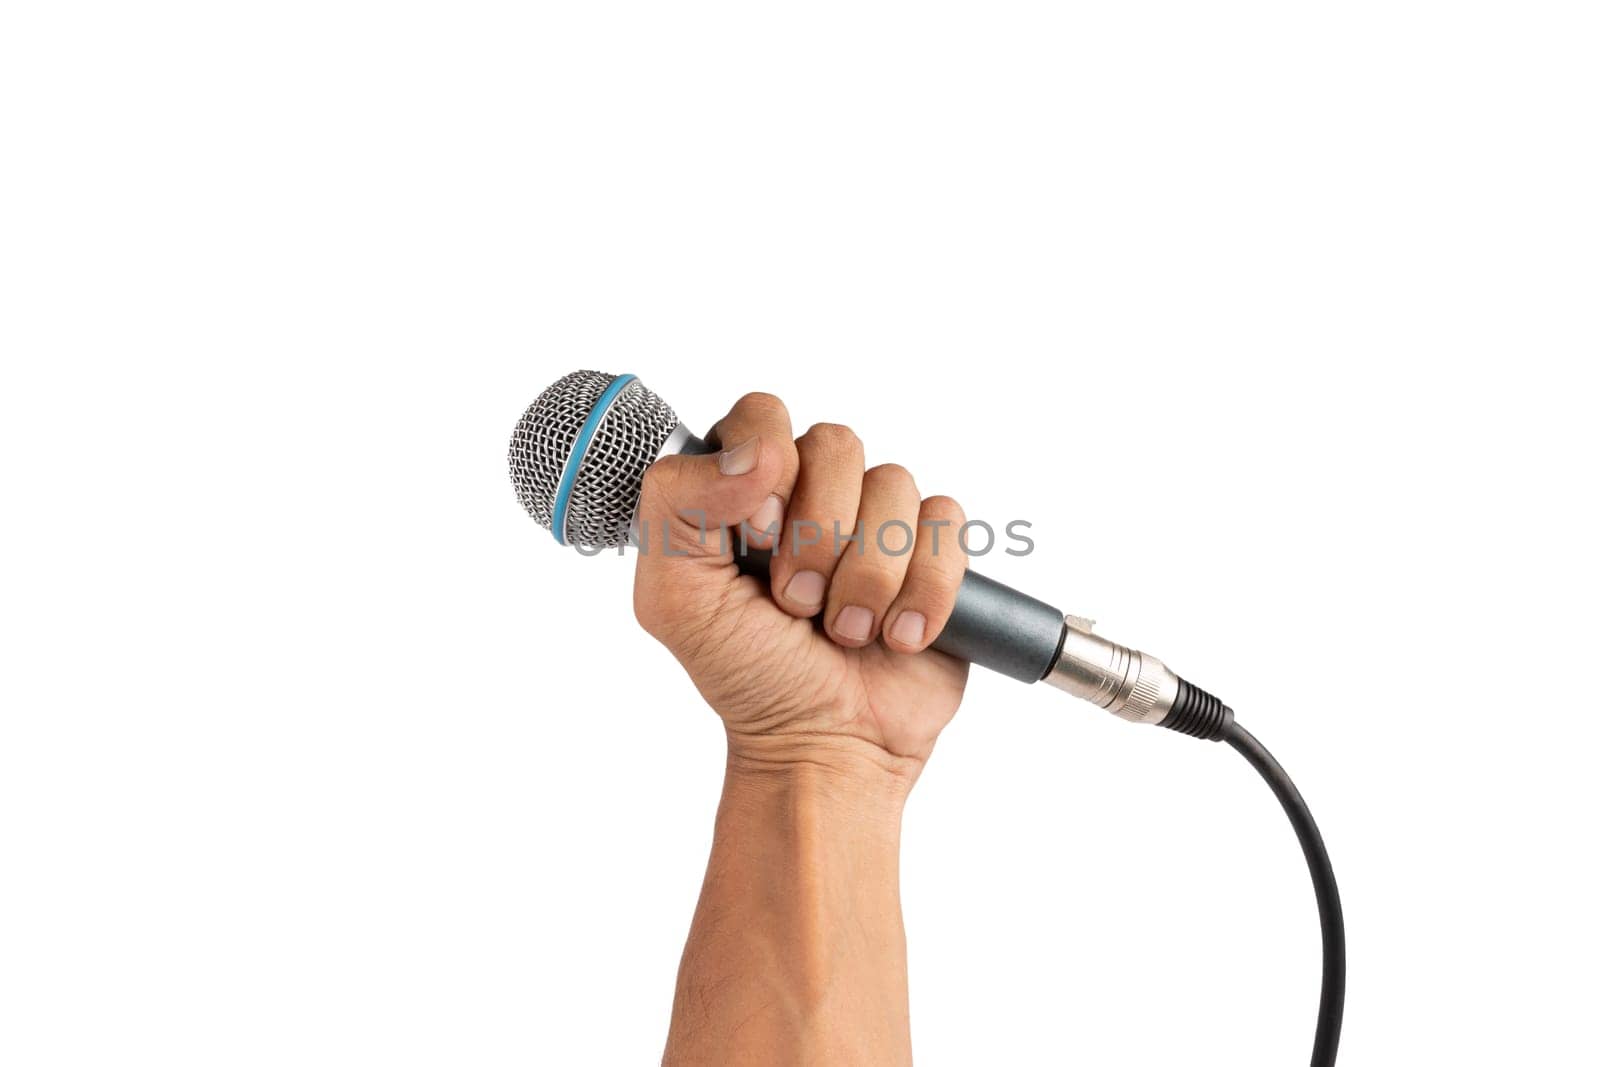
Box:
(1161, 678, 1234, 741)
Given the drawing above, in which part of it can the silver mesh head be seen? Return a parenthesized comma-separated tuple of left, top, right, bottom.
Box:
(508, 370, 681, 549)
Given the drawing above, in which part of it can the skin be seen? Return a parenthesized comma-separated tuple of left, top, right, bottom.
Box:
(633, 393, 970, 1066)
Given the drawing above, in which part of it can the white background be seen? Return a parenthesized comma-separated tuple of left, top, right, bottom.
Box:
(3, 2, 1597, 1064)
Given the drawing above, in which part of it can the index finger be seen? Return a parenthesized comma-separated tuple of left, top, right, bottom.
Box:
(706, 392, 800, 550)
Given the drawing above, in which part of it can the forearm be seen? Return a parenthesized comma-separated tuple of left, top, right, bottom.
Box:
(663, 740, 915, 1066)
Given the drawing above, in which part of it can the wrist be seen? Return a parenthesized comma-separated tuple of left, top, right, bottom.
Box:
(724, 729, 922, 808)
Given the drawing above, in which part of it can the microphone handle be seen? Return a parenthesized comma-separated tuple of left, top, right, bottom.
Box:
(673, 431, 1063, 681)
(734, 549, 1064, 683)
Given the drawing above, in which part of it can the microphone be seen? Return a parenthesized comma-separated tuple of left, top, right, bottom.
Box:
(508, 369, 1346, 1065)
(508, 370, 1231, 741)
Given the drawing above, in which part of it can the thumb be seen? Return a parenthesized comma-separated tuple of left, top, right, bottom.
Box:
(637, 435, 787, 560)
(632, 432, 790, 636)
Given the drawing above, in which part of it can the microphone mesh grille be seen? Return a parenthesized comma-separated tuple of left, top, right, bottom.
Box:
(508, 370, 680, 549)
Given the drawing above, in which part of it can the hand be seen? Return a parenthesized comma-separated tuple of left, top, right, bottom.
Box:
(633, 392, 970, 784)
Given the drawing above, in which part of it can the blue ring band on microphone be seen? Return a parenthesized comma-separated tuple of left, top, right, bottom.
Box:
(551, 373, 637, 545)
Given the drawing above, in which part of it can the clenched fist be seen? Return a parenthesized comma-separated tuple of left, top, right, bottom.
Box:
(632, 391, 970, 784)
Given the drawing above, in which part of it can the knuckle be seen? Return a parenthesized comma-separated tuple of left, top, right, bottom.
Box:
(637, 459, 675, 508)
(799, 422, 862, 457)
(784, 546, 836, 573)
(639, 458, 669, 489)
(778, 518, 838, 559)
(735, 391, 788, 420)
(918, 496, 969, 566)
(901, 566, 962, 607)
(921, 494, 965, 523)
(891, 589, 955, 638)
(864, 462, 917, 493)
(836, 561, 903, 604)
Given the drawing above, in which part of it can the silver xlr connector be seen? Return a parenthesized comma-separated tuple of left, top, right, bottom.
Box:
(1043, 617, 1182, 726)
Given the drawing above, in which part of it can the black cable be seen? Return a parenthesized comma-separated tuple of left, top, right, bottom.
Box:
(1160, 680, 1345, 1061)
(1223, 719, 1346, 1067)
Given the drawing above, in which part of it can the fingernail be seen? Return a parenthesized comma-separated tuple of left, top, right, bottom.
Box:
(835, 605, 874, 642)
(718, 438, 759, 476)
(784, 570, 826, 609)
(890, 611, 927, 647)
(746, 494, 784, 546)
